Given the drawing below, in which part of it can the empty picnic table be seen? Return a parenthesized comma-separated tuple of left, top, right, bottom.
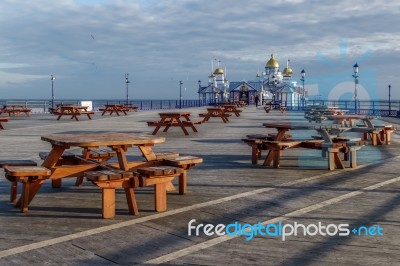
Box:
(327, 114, 372, 127)
(251, 122, 362, 170)
(1, 105, 31, 117)
(53, 105, 93, 121)
(147, 112, 202, 135)
(16, 133, 166, 216)
(200, 107, 230, 123)
(100, 104, 129, 116)
(220, 104, 242, 117)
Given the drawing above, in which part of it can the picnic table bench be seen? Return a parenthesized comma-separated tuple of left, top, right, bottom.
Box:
(219, 104, 242, 117)
(1, 105, 32, 117)
(1, 133, 202, 218)
(53, 105, 94, 121)
(100, 104, 129, 116)
(200, 107, 230, 123)
(327, 114, 373, 127)
(304, 105, 348, 123)
(123, 104, 139, 112)
(264, 102, 287, 113)
(242, 122, 366, 170)
(351, 124, 396, 145)
(147, 112, 202, 135)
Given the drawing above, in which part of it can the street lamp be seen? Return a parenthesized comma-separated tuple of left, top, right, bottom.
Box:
(125, 74, 130, 105)
(179, 81, 183, 109)
(300, 69, 306, 108)
(50, 74, 56, 112)
(388, 84, 392, 114)
(352, 63, 359, 114)
(198, 80, 201, 105)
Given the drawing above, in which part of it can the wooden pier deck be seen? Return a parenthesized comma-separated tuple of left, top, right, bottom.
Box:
(0, 108, 399, 265)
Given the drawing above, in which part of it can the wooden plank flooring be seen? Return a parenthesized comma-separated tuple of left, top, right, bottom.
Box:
(0, 108, 399, 265)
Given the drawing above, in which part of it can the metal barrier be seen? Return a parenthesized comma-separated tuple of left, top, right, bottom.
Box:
(1, 99, 399, 117)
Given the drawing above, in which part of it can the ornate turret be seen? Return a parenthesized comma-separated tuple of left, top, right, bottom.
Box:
(266, 54, 279, 68)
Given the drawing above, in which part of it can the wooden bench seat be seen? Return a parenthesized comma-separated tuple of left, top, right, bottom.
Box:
(85, 166, 183, 218)
(164, 156, 203, 194)
(84, 148, 116, 161)
(147, 121, 171, 127)
(351, 127, 383, 145)
(3, 166, 51, 212)
(85, 169, 137, 218)
(155, 152, 179, 160)
(0, 160, 38, 202)
(136, 166, 184, 212)
(182, 120, 203, 125)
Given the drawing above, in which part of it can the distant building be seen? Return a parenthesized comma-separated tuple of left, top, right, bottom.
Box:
(198, 54, 307, 106)
(197, 66, 229, 103)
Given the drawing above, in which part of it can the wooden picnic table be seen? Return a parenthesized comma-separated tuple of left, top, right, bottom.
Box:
(1, 105, 32, 117)
(148, 112, 201, 135)
(257, 122, 361, 169)
(200, 107, 230, 123)
(221, 104, 242, 117)
(100, 104, 129, 116)
(123, 104, 139, 112)
(53, 105, 93, 121)
(327, 114, 372, 127)
(16, 133, 166, 216)
(264, 102, 287, 113)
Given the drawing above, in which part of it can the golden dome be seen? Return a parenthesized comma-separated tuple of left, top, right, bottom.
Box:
(282, 67, 293, 76)
(213, 68, 224, 75)
(266, 54, 279, 68)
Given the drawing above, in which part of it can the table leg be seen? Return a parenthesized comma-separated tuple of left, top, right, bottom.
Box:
(42, 146, 66, 188)
(179, 171, 187, 195)
(154, 183, 167, 212)
(102, 187, 116, 218)
(275, 129, 288, 141)
(152, 117, 167, 135)
(176, 118, 189, 135)
(137, 145, 157, 161)
(20, 178, 30, 213)
(125, 187, 139, 215)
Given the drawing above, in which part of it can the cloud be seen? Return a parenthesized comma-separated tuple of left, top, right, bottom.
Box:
(0, 0, 399, 99)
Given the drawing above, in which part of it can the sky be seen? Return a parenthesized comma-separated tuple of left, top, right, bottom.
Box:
(0, 0, 399, 100)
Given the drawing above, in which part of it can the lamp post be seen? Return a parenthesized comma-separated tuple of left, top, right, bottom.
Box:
(125, 74, 130, 105)
(352, 63, 359, 114)
(300, 69, 306, 109)
(50, 74, 56, 112)
(198, 80, 201, 106)
(179, 81, 183, 109)
(388, 84, 392, 114)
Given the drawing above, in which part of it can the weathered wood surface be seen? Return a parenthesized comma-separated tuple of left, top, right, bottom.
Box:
(0, 108, 400, 265)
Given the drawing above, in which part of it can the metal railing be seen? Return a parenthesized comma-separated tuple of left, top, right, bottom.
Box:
(1, 99, 399, 117)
